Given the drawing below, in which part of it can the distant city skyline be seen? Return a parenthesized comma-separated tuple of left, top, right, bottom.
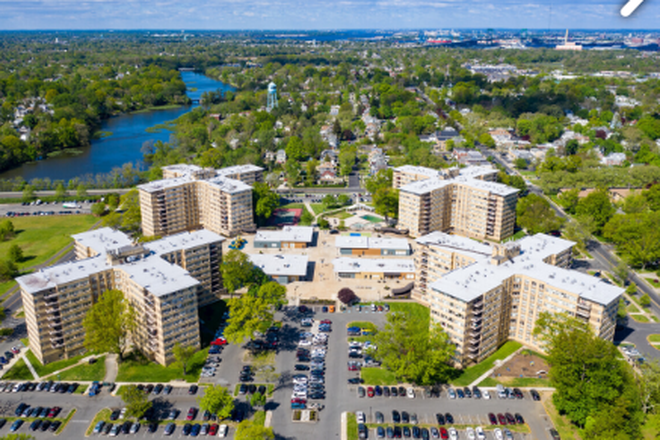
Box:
(0, 0, 658, 31)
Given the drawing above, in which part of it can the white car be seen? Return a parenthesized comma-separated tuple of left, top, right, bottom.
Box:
(218, 424, 228, 437)
(293, 375, 308, 384)
(475, 427, 486, 440)
(298, 339, 312, 347)
(482, 390, 491, 400)
(292, 391, 307, 399)
(356, 411, 365, 424)
(407, 387, 415, 398)
(449, 427, 459, 440)
(12, 383, 22, 393)
(466, 427, 475, 440)
(494, 428, 504, 440)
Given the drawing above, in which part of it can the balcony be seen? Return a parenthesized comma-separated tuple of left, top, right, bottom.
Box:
(469, 338, 481, 345)
(468, 352, 478, 359)
(47, 314, 61, 321)
(49, 329, 63, 337)
(468, 345, 480, 352)
(45, 306, 60, 314)
(48, 321, 62, 329)
(576, 309, 590, 319)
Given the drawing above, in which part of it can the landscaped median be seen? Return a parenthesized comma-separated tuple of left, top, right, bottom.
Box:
(116, 349, 208, 383)
(55, 408, 77, 436)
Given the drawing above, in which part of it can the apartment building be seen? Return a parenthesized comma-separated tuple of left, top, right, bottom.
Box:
(395, 165, 517, 240)
(139, 164, 262, 238)
(332, 258, 416, 280)
(413, 231, 621, 366)
(17, 228, 225, 367)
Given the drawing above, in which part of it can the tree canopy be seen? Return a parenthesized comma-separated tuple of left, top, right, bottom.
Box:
(197, 385, 235, 420)
(516, 194, 565, 234)
(82, 289, 135, 360)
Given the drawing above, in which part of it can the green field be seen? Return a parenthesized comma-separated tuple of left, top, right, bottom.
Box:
(326, 211, 352, 220)
(3, 358, 34, 380)
(478, 376, 551, 387)
(1, 215, 97, 270)
(0, 280, 16, 300)
(310, 204, 326, 215)
(632, 314, 651, 323)
(451, 341, 523, 386)
(117, 348, 208, 383)
(347, 413, 358, 440)
(646, 278, 660, 288)
(627, 303, 641, 314)
(26, 350, 88, 378)
(361, 367, 398, 386)
(56, 356, 106, 381)
(386, 302, 430, 327)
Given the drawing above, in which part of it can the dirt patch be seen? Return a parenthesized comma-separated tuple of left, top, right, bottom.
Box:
(492, 351, 549, 380)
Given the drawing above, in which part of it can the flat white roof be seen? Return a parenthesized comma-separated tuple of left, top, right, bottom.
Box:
(119, 257, 200, 296)
(162, 164, 204, 176)
(72, 227, 133, 255)
(137, 176, 192, 193)
(17, 255, 111, 295)
(400, 178, 452, 195)
(454, 177, 519, 197)
(332, 257, 415, 274)
(394, 165, 443, 179)
(216, 164, 263, 176)
(335, 236, 409, 251)
(205, 176, 253, 194)
(249, 254, 309, 277)
(146, 230, 225, 256)
(254, 226, 314, 243)
(426, 232, 622, 306)
(416, 231, 492, 260)
(457, 166, 498, 179)
(400, 177, 518, 197)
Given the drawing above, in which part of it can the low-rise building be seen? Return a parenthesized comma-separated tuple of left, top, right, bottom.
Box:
(332, 258, 416, 280)
(413, 231, 621, 366)
(248, 254, 310, 284)
(254, 226, 315, 249)
(17, 228, 225, 367)
(335, 236, 410, 256)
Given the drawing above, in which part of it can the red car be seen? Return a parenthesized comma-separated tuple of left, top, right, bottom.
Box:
(291, 398, 306, 404)
(209, 424, 219, 436)
(320, 320, 332, 325)
(186, 407, 197, 421)
(497, 413, 507, 425)
(440, 427, 449, 440)
(488, 413, 497, 425)
(348, 364, 359, 371)
(367, 387, 375, 397)
(211, 337, 227, 346)
(48, 407, 61, 418)
(10, 347, 20, 354)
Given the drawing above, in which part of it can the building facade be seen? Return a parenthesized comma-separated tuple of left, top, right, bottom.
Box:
(335, 236, 411, 256)
(332, 258, 416, 280)
(17, 228, 224, 366)
(413, 232, 621, 366)
(139, 164, 262, 238)
(395, 165, 517, 240)
(248, 254, 309, 284)
(253, 226, 314, 249)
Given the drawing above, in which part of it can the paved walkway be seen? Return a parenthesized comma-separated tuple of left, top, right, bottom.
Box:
(467, 346, 524, 388)
(104, 354, 118, 383)
(22, 352, 39, 380)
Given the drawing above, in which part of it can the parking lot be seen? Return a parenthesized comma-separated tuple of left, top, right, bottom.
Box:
(1, 200, 94, 217)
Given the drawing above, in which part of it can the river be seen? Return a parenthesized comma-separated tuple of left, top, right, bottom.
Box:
(0, 71, 233, 182)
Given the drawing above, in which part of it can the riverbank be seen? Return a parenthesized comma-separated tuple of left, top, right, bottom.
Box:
(131, 104, 185, 114)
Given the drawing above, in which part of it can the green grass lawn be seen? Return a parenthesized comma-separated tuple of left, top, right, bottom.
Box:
(26, 350, 88, 378)
(253, 410, 266, 426)
(542, 392, 582, 440)
(646, 278, 660, 288)
(451, 341, 523, 387)
(1, 215, 97, 270)
(478, 376, 551, 387)
(56, 356, 106, 381)
(0, 280, 17, 300)
(310, 204, 326, 215)
(3, 358, 34, 380)
(117, 348, 208, 383)
(280, 203, 304, 209)
(628, 303, 641, 314)
(649, 335, 660, 343)
(361, 367, 398, 386)
(326, 211, 352, 220)
(386, 302, 430, 327)
(348, 321, 378, 331)
(631, 314, 651, 323)
(347, 412, 358, 440)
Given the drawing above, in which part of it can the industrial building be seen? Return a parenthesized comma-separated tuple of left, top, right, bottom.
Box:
(335, 235, 410, 256)
(248, 254, 309, 284)
(394, 165, 518, 240)
(139, 164, 262, 238)
(253, 226, 315, 249)
(332, 258, 416, 280)
(17, 228, 224, 367)
(413, 231, 621, 366)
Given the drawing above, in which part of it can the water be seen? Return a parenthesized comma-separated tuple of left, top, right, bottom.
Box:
(0, 71, 233, 182)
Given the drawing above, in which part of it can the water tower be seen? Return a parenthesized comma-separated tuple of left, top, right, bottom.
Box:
(267, 82, 278, 111)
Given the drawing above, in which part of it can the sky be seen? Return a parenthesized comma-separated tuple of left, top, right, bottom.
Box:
(0, 0, 658, 30)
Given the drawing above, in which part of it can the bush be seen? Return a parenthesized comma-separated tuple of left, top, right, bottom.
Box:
(0, 328, 14, 336)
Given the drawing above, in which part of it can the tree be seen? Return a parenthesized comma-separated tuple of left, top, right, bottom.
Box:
(561, 220, 590, 252)
(7, 244, 23, 263)
(565, 139, 579, 156)
(250, 391, 267, 407)
(22, 185, 35, 203)
(76, 184, 87, 198)
(513, 158, 528, 170)
(338, 288, 357, 305)
(373, 188, 399, 222)
(252, 182, 280, 225)
(91, 203, 106, 217)
(119, 385, 152, 419)
(305, 159, 318, 186)
(173, 343, 197, 376)
(221, 250, 258, 295)
(120, 189, 141, 232)
(372, 311, 456, 385)
(614, 261, 629, 285)
(54, 183, 67, 200)
(234, 419, 274, 440)
(366, 169, 393, 195)
(285, 136, 305, 161)
(0, 260, 18, 282)
(557, 188, 580, 215)
(640, 294, 652, 308)
(197, 385, 234, 420)
(478, 133, 495, 148)
(0, 220, 15, 241)
(533, 312, 642, 435)
(285, 160, 301, 188)
(322, 194, 338, 210)
(82, 289, 135, 361)
(102, 211, 122, 229)
(107, 194, 120, 210)
(576, 189, 615, 234)
(337, 193, 351, 207)
(516, 194, 564, 234)
(224, 281, 285, 344)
